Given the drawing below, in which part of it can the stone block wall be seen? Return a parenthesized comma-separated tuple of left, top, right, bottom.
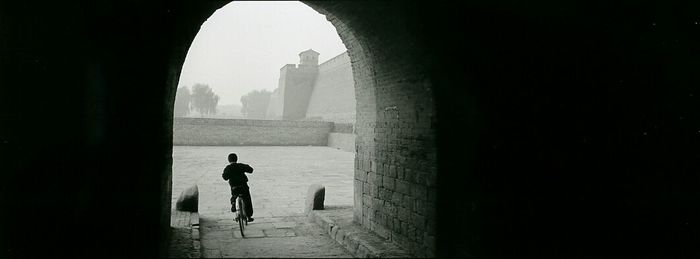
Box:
(308, 2, 437, 257)
(331, 123, 354, 134)
(173, 117, 332, 146)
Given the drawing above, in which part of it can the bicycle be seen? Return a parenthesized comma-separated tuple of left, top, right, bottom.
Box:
(233, 193, 248, 237)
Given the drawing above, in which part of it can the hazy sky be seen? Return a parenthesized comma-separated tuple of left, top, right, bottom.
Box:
(178, 1, 347, 106)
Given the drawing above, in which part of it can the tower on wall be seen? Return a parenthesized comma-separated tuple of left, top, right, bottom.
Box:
(267, 49, 320, 120)
(299, 49, 320, 67)
(265, 48, 356, 123)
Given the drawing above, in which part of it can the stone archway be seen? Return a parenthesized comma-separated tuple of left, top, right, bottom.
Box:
(165, 1, 438, 257)
(6, 1, 698, 258)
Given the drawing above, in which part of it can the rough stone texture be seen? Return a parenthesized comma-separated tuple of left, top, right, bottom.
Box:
(176, 184, 199, 212)
(168, 210, 201, 258)
(174, 118, 332, 146)
(201, 215, 351, 258)
(305, 184, 326, 212)
(308, 206, 411, 258)
(168, 228, 199, 258)
(307, 2, 437, 256)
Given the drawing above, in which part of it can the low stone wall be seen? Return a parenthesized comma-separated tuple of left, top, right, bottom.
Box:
(328, 133, 355, 152)
(331, 123, 354, 134)
(173, 118, 332, 146)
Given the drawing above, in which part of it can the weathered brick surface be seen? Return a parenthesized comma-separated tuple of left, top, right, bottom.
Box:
(307, 2, 437, 256)
(308, 207, 411, 258)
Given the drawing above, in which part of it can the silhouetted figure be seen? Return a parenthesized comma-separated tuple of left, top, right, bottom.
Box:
(222, 153, 254, 222)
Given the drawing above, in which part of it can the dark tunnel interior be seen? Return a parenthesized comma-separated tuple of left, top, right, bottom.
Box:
(1, 0, 699, 258)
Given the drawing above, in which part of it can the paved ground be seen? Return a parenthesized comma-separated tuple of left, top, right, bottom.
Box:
(172, 146, 355, 258)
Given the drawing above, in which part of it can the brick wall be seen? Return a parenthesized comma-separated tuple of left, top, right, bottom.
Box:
(173, 117, 332, 146)
(307, 2, 436, 257)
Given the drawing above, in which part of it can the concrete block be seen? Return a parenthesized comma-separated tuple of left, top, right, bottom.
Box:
(175, 185, 198, 212)
(305, 184, 325, 212)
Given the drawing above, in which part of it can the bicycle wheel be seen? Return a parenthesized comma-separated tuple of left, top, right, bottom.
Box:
(237, 196, 245, 237)
(241, 199, 248, 226)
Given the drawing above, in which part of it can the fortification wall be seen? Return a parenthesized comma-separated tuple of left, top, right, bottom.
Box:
(306, 52, 356, 123)
(173, 117, 331, 146)
(266, 88, 284, 119)
(281, 65, 318, 120)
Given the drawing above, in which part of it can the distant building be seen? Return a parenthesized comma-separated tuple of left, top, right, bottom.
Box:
(266, 49, 355, 123)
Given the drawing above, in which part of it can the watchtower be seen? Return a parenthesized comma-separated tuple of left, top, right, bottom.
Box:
(299, 49, 320, 67)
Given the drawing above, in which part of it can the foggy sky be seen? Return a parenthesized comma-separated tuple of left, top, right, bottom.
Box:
(177, 1, 347, 106)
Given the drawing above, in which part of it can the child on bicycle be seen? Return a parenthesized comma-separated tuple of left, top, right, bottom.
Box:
(222, 153, 255, 222)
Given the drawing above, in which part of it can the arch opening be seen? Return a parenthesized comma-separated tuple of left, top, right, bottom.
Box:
(169, 2, 359, 257)
(165, 1, 438, 257)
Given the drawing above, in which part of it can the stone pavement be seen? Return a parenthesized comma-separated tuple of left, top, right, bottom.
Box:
(168, 210, 200, 258)
(172, 146, 355, 258)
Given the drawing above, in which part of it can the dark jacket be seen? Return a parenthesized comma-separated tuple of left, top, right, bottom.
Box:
(222, 163, 254, 187)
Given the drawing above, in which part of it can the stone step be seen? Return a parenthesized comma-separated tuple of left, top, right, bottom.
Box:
(168, 210, 202, 258)
(308, 206, 412, 258)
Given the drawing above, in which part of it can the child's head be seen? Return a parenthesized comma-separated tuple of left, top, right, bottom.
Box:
(228, 153, 238, 163)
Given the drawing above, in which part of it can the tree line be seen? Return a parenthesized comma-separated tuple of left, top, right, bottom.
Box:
(240, 89, 271, 119)
(175, 84, 273, 119)
(174, 83, 220, 117)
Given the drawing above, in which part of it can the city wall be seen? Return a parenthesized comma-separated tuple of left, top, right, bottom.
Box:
(173, 117, 333, 146)
(305, 52, 356, 123)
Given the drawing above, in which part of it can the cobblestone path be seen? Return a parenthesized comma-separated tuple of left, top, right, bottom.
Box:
(172, 146, 354, 258)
